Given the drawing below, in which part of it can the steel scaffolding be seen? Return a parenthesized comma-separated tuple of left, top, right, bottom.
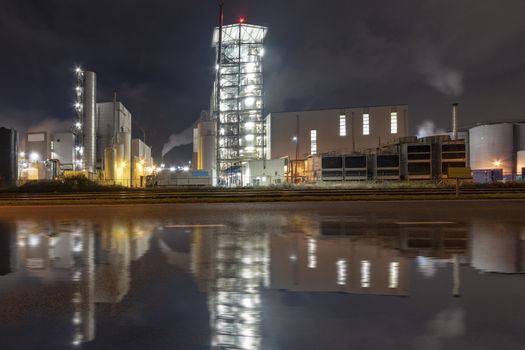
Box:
(212, 23, 268, 185)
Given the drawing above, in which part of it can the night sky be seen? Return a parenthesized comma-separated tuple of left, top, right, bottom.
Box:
(1, 0, 525, 163)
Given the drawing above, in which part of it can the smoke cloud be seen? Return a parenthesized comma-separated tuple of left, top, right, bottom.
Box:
(161, 127, 194, 157)
(417, 120, 446, 138)
(27, 118, 74, 133)
(418, 53, 464, 97)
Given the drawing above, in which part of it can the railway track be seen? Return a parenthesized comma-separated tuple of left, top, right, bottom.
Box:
(0, 187, 524, 202)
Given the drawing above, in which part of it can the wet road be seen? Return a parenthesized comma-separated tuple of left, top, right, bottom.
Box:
(0, 201, 524, 349)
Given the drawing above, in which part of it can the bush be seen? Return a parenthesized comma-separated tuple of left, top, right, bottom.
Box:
(6, 176, 128, 193)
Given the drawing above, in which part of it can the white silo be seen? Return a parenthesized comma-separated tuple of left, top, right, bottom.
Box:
(104, 147, 117, 184)
(116, 132, 131, 186)
(469, 123, 514, 175)
(197, 119, 216, 171)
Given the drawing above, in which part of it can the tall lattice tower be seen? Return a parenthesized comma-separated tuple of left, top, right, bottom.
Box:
(212, 21, 267, 185)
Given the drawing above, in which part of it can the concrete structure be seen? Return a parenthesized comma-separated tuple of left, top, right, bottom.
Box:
(131, 138, 153, 187)
(196, 117, 216, 172)
(97, 101, 133, 185)
(153, 170, 213, 187)
(212, 22, 268, 184)
(50, 132, 74, 170)
(0, 127, 18, 187)
(266, 105, 409, 161)
(96, 101, 132, 168)
(25, 131, 50, 162)
(243, 158, 285, 186)
(469, 122, 525, 177)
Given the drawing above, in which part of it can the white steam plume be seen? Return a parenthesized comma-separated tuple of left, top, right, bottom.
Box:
(417, 120, 446, 138)
(27, 118, 74, 133)
(161, 127, 194, 157)
(418, 51, 464, 97)
(414, 307, 465, 350)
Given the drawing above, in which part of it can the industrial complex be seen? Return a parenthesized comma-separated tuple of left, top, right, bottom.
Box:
(0, 18, 524, 189)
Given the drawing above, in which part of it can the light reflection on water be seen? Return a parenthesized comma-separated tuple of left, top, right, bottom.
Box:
(0, 213, 524, 349)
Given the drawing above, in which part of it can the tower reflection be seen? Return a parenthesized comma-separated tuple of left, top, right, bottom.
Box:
(7, 219, 155, 346)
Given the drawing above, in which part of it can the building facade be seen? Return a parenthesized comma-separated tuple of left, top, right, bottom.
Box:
(0, 127, 18, 187)
(266, 105, 409, 161)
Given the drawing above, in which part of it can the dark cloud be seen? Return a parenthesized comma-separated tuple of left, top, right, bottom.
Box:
(1, 0, 525, 163)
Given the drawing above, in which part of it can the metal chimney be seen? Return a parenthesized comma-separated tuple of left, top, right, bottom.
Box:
(83, 71, 97, 173)
(452, 103, 459, 140)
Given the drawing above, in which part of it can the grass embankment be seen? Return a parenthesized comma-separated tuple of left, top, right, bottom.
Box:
(2, 178, 525, 206)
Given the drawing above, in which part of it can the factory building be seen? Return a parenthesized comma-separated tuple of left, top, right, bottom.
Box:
(25, 131, 51, 162)
(211, 21, 268, 185)
(469, 122, 525, 179)
(50, 132, 74, 170)
(266, 105, 409, 161)
(242, 158, 286, 186)
(0, 127, 18, 187)
(97, 100, 133, 186)
(317, 135, 466, 182)
(131, 138, 153, 187)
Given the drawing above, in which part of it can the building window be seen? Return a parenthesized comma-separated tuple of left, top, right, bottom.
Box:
(389, 261, 399, 288)
(363, 114, 370, 135)
(391, 112, 398, 134)
(310, 130, 317, 155)
(339, 115, 346, 136)
(337, 259, 347, 286)
(360, 260, 371, 288)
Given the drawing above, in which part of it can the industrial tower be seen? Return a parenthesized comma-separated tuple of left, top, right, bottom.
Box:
(72, 68, 97, 173)
(212, 21, 268, 185)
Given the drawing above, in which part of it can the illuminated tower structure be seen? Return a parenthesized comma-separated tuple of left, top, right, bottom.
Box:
(72, 68, 97, 173)
(212, 20, 267, 185)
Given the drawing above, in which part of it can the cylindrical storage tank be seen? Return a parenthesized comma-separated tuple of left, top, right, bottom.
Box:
(197, 120, 216, 171)
(117, 132, 131, 186)
(104, 147, 116, 183)
(469, 123, 514, 175)
(470, 222, 519, 273)
(517, 150, 525, 178)
(83, 71, 97, 173)
(513, 123, 525, 156)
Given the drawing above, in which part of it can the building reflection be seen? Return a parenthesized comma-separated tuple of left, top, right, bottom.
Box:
(4, 219, 155, 346)
(0, 221, 16, 276)
(1, 214, 524, 349)
(161, 222, 271, 350)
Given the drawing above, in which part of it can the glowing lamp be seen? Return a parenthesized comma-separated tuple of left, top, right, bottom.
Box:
(239, 17, 245, 23)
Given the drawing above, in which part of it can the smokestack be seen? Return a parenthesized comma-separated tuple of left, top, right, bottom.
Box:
(84, 71, 97, 173)
(452, 103, 458, 140)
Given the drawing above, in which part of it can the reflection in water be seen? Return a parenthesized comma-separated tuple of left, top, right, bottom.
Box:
(0, 214, 524, 349)
(1, 219, 155, 346)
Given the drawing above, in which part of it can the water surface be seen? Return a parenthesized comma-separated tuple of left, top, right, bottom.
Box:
(0, 202, 524, 349)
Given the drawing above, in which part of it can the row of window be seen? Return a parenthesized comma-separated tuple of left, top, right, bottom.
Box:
(338, 112, 398, 136)
(309, 113, 399, 155)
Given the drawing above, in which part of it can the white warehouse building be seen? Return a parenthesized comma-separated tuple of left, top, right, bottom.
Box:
(265, 105, 409, 160)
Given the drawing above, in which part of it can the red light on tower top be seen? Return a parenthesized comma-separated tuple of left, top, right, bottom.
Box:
(239, 17, 245, 24)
